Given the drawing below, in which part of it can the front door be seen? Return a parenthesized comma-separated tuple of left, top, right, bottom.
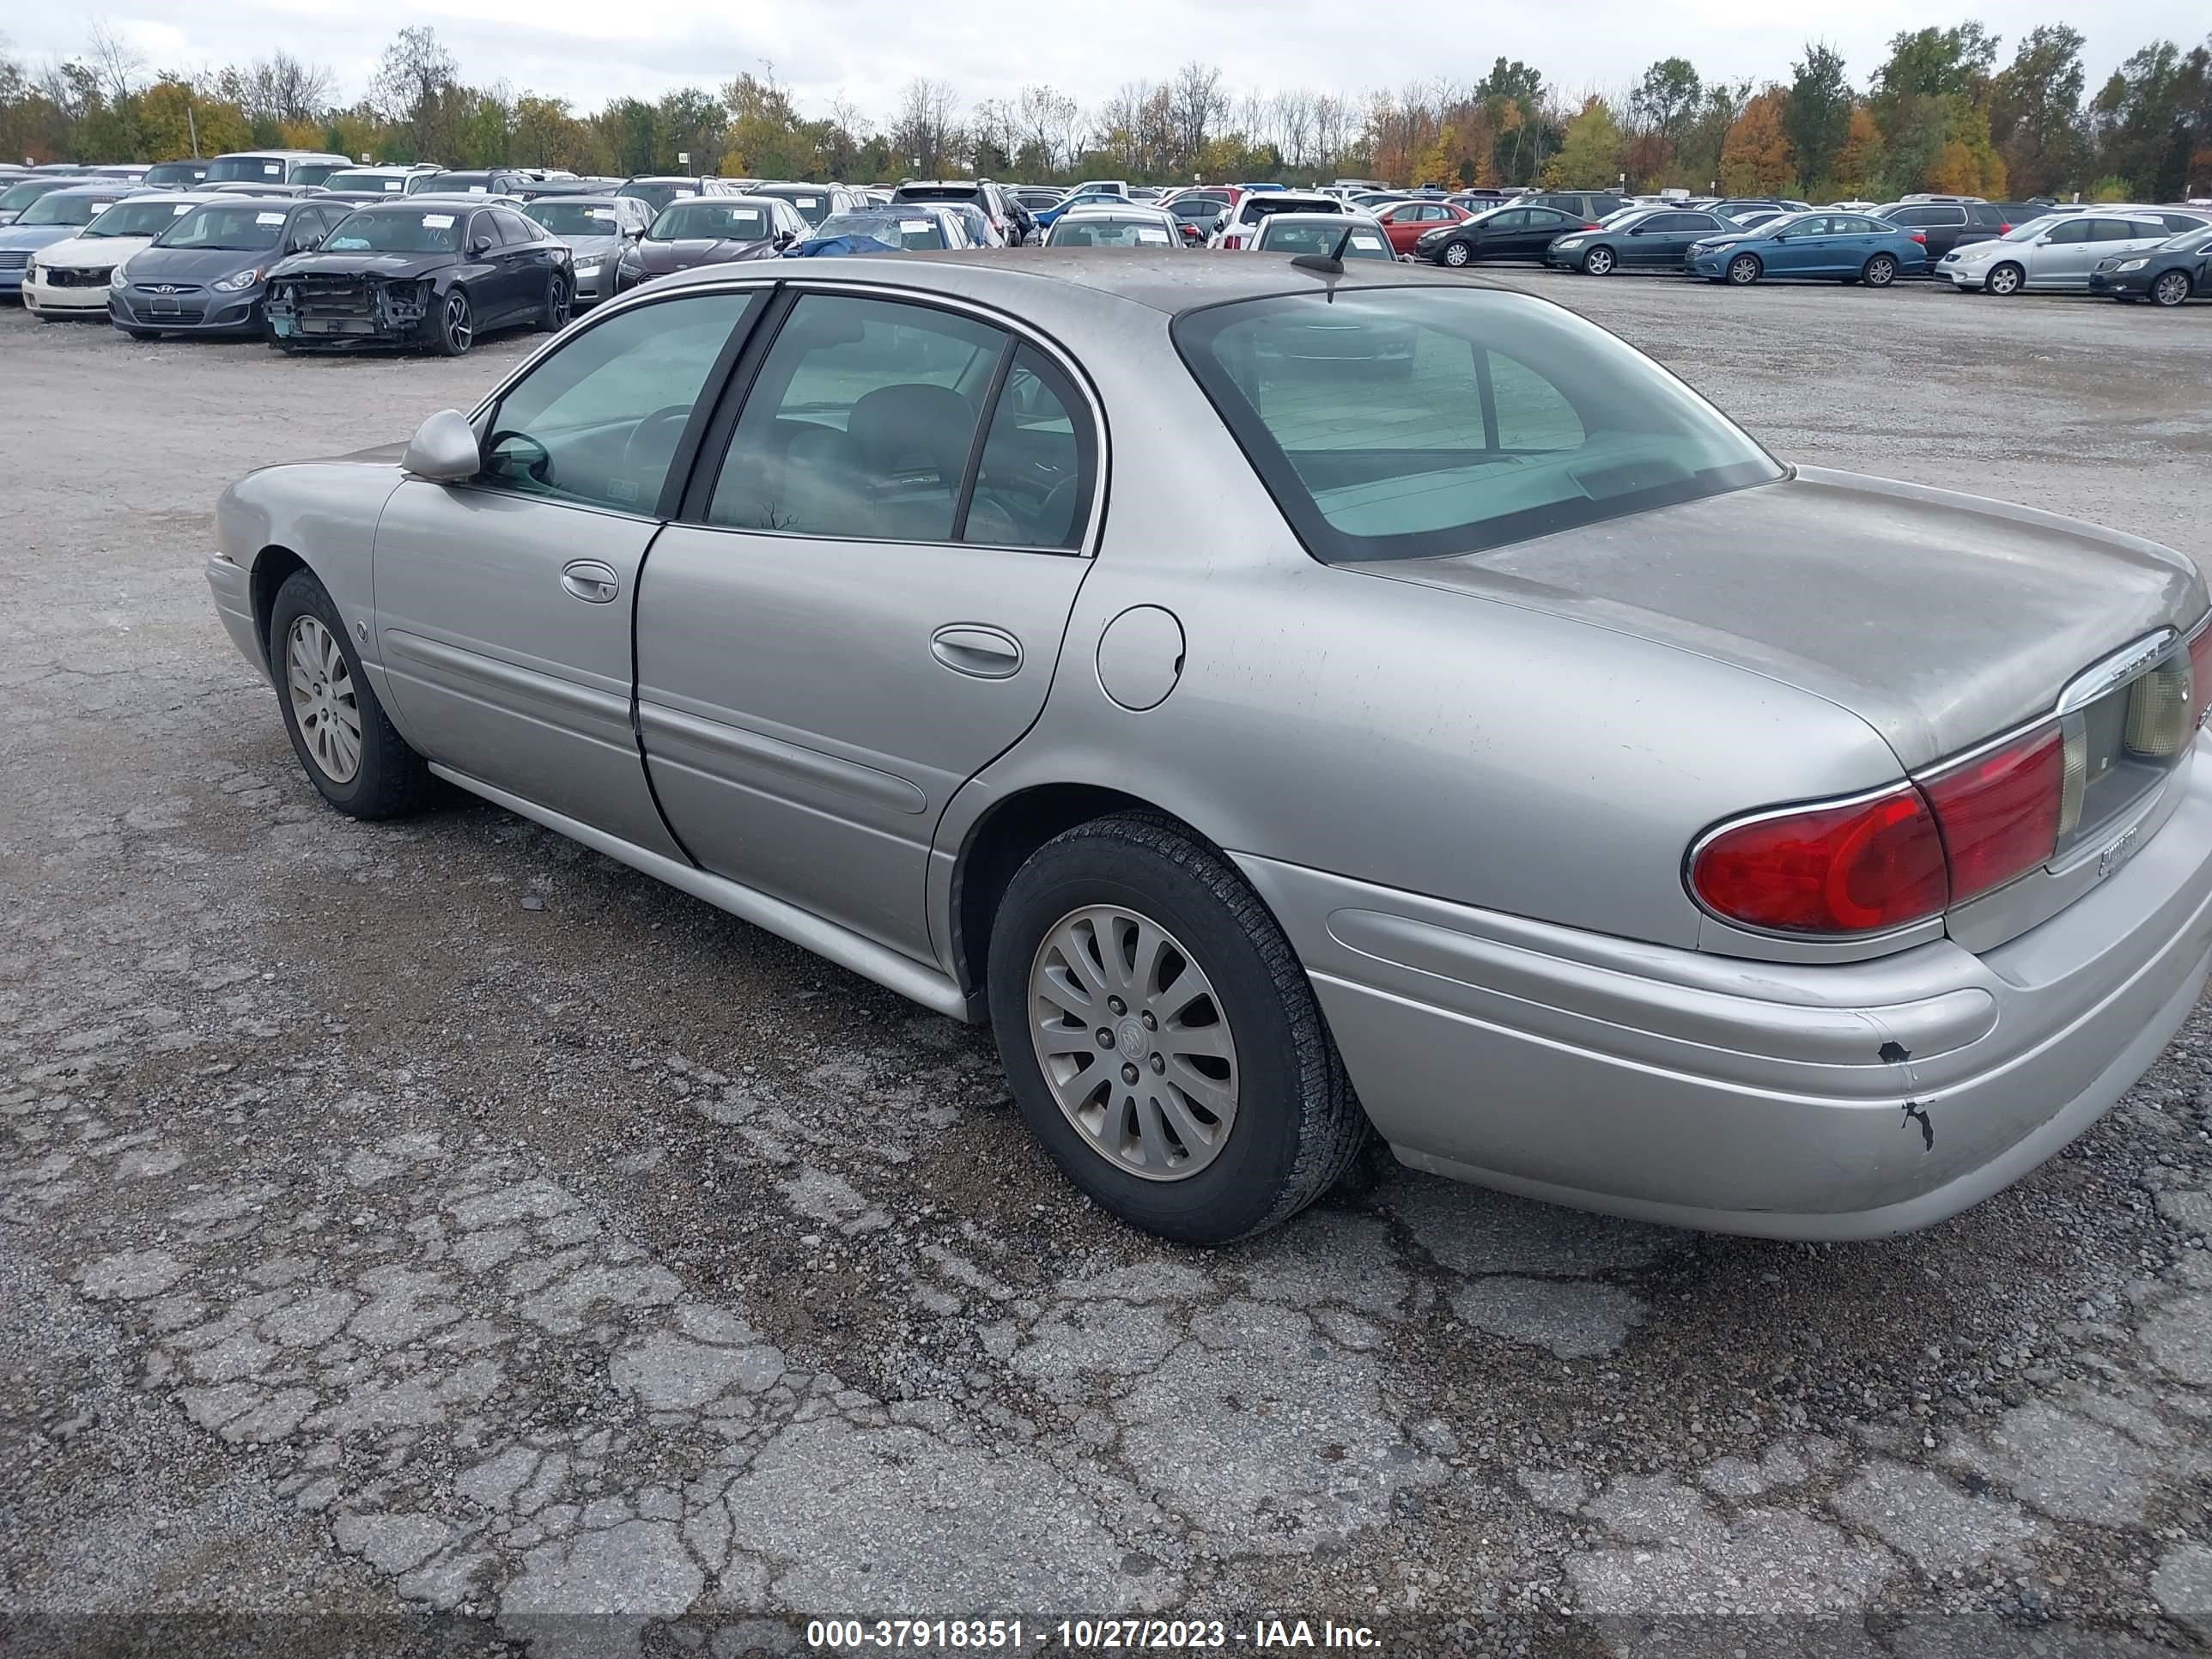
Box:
(373, 288, 762, 856)
(635, 290, 1099, 962)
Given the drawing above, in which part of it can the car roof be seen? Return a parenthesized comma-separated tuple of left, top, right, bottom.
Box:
(43, 182, 144, 198)
(649, 246, 1503, 315)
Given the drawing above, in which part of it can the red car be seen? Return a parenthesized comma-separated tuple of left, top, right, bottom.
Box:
(1370, 199, 1471, 255)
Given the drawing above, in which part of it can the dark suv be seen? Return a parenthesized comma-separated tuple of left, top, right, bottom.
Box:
(1875, 201, 2012, 264)
(891, 179, 1024, 244)
(1523, 191, 1627, 222)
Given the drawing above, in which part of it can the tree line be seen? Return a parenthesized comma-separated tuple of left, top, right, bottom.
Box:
(2, 22, 2207, 202)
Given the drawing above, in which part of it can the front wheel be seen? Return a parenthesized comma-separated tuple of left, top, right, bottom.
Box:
(987, 814, 1367, 1243)
(1437, 240, 1472, 268)
(268, 570, 428, 819)
(1985, 262, 2024, 296)
(1726, 253, 1762, 286)
(1861, 252, 1897, 288)
(2152, 270, 2192, 307)
(431, 288, 473, 356)
(539, 272, 571, 331)
(1580, 246, 1615, 276)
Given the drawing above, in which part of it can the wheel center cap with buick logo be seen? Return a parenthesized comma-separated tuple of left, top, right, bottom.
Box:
(1115, 1017, 1149, 1057)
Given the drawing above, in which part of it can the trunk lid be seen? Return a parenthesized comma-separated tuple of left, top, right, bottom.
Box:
(1360, 466, 2203, 771)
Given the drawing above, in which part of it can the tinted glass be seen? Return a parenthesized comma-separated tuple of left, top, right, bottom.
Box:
(651, 201, 774, 241)
(1048, 216, 1178, 246)
(1249, 198, 1340, 221)
(761, 187, 833, 226)
(18, 192, 125, 227)
(323, 208, 465, 253)
(323, 170, 410, 194)
(620, 182, 682, 212)
(483, 291, 752, 513)
(1171, 196, 1230, 222)
(966, 347, 1091, 550)
(290, 163, 341, 186)
(490, 209, 538, 244)
(1175, 289, 1783, 563)
(83, 199, 200, 238)
(204, 156, 285, 183)
(157, 202, 292, 250)
(1486, 210, 1530, 229)
(528, 201, 627, 236)
(708, 295, 1000, 543)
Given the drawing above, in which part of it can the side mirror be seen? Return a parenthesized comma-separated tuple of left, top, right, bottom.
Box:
(468, 237, 493, 258)
(402, 410, 482, 483)
(775, 229, 794, 248)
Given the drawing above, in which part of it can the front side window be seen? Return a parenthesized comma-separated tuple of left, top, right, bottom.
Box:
(479, 291, 756, 514)
(707, 295, 1003, 542)
(1176, 288, 1784, 563)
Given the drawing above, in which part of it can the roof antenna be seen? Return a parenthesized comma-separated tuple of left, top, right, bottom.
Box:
(1289, 222, 1356, 296)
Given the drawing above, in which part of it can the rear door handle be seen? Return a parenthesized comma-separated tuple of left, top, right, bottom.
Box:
(931, 624, 1023, 679)
(562, 560, 620, 604)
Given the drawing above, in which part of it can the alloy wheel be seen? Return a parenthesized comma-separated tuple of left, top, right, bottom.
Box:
(285, 615, 362, 784)
(1028, 904, 1239, 1182)
(2153, 270, 2191, 307)
(1987, 264, 2023, 296)
(1728, 254, 1760, 285)
(1864, 255, 1895, 286)
(445, 292, 472, 349)
(550, 277, 571, 328)
(1583, 247, 1613, 276)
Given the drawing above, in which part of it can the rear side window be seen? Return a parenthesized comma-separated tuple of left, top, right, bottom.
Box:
(1175, 289, 1783, 563)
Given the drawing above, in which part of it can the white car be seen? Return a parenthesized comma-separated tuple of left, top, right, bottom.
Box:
(21, 192, 212, 317)
(1043, 204, 1187, 248)
(1938, 210, 2209, 294)
(1208, 191, 1346, 250)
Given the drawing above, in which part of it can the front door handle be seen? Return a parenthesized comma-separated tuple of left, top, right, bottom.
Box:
(562, 560, 620, 604)
(931, 624, 1023, 679)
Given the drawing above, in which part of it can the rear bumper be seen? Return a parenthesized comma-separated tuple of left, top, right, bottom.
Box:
(1236, 750, 2212, 1239)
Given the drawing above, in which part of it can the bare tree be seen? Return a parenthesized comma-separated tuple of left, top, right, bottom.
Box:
(1016, 83, 1081, 171)
(889, 76, 960, 176)
(1272, 88, 1315, 171)
(1165, 60, 1226, 167)
(85, 20, 144, 104)
(236, 52, 331, 123)
(372, 26, 457, 127)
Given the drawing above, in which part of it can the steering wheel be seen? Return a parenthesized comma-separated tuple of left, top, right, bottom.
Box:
(483, 429, 553, 488)
(619, 405, 694, 497)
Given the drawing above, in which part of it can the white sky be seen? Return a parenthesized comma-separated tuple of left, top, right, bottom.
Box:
(9, 2, 2204, 125)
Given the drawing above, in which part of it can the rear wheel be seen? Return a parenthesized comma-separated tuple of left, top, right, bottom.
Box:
(987, 813, 1367, 1243)
(1581, 246, 1616, 276)
(1437, 240, 1472, 268)
(1861, 252, 1898, 287)
(2152, 270, 2192, 307)
(1985, 262, 2024, 296)
(1726, 252, 1762, 286)
(267, 570, 428, 820)
(432, 288, 473, 356)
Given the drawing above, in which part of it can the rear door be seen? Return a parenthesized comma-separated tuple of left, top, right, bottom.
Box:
(634, 289, 1099, 960)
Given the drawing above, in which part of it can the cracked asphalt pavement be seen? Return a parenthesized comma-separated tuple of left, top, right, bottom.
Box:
(4, 274, 2212, 1657)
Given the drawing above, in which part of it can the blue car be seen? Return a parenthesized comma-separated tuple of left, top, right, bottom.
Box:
(1030, 189, 1127, 233)
(784, 205, 971, 258)
(1686, 210, 1929, 287)
(0, 183, 143, 297)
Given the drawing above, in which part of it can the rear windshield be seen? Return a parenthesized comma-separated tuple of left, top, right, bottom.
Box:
(1258, 222, 1393, 258)
(1174, 288, 1783, 563)
(428, 173, 496, 193)
(619, 182, 684, 212)
(1048, 216, 1177, 247)
(159, 203, 295, 250)
(815, 211, 945, 250)
(84, 199, 201, 238)
(140, 163, 204, 185)
(895, 185, 981, 203)
(204, 156, 288, 183)
(758, 186, 833, 225)
(527, 201, 624, 235)
(323, 208, 465, 252)
(1248, 198, 1341, 220)
(322, 170, 410, 194)
(17, 192, 125, 227)
(651, 201, 775, 241)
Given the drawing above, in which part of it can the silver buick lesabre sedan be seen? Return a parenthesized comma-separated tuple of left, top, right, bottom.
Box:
(207, 252, 2212, 1245)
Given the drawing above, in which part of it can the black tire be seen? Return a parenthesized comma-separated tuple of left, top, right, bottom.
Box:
(2152, 270, 2192, 307)
(431, 287, 473, 356)
(539, 271, 571, 332)
(124, 328, 161, 341)
(987, 813, 1369, 1244)
(1437, 240, 1473, 268)
(1580, 245, 1616, 276)
(1984, 262, 2024, 296)
(267, 569, 428, 820)
(1726, 252, 1762, 286)
(1861, 252, 1897, 288)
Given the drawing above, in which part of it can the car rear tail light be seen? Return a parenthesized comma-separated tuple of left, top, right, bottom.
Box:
(1691, 786, 1948, 934)
(1921, 726, 2063, 904)
(1998, 222, 2012, 234)
(1910, 232, 1927, 244)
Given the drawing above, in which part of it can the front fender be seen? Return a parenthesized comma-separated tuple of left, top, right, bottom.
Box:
(216, 461, 408, 682)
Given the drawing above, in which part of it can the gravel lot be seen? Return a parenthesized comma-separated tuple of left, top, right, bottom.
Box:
(4, 273, 2212, 1657)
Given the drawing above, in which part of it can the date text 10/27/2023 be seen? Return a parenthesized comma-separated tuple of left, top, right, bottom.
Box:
(805, 1619, 1384, 1651)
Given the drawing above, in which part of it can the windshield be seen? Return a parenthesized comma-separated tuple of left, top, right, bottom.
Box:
(527, 201, 624, 236)
(759, 187, 834, 226)
(428, 173, 495, 193)
(650, 201, 773, 241)
(1048, 216, 1178, 247)
(1175, 289, 1784, 563)
(290, 163, 341, 186)
(1258, 221, 1393, 258)
(322, 208, 465, 253)
(1, 180, 69, 213)
(204, 156, 288, 183)
(2001, 216, 2071, 242)
(156, 202, 293, 251)
(322, 170, 409, 194)
(140, 163, 204, 185)
(83, 200, 198, 238)
(811, 211, 944, 250)
(620, 182, 684, 213)
(19, 192, 125, 228)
